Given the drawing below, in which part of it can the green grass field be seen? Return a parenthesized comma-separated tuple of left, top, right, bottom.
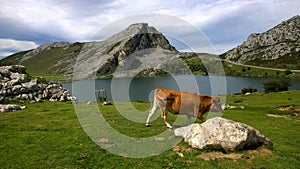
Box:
(0, 91, 299, 168)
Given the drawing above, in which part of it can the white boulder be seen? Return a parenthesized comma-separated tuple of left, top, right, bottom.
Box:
(174, 117, 273, 151)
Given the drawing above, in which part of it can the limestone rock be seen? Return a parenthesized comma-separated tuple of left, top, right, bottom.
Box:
(0, 104, 26, 112)
(0, 65, 72, 102)
(174, 117, 273, 151)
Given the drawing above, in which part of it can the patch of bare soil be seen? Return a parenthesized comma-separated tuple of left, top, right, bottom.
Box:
(172, 145, 193, 153)
(197, 148, 272, 162)
(266, 114, 290, 119)
(267, 105, 300, 121)
(266, 113, 300, 122)
(276, 105, 300, 112)
(173, 145, 272, 162)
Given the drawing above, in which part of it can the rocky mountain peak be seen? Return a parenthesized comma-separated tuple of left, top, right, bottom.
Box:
(73, 23, 177, 78)
(222, 15, 300, 69)
(126, 23, 159, 34)
(105, 23, 174, 52)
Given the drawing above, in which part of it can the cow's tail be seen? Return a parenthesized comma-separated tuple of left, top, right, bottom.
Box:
(153, 87, 162, 102)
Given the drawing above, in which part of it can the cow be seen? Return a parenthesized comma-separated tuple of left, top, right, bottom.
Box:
(145, 87, 223, 128)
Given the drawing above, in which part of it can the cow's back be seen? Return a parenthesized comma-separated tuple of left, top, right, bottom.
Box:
(173, 92, 199, 115)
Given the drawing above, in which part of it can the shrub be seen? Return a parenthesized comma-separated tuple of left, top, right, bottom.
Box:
(284, 70, 292, 75)
(241, 87, 257, 94)
(263, 79, 290, 92)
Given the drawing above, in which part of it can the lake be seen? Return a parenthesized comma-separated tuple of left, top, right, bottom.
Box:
(63, 75, 300, 102)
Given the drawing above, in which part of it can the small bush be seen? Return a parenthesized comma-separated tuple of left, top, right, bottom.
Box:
(284, 70, 292, 75)
(241, 87, 257, 94)
(263, 79, 290, 92)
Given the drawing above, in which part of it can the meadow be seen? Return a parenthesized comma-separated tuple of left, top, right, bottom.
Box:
(0, 90, 299, 168)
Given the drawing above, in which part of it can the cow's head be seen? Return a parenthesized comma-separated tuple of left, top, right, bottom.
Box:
(210, 96, 223, 113)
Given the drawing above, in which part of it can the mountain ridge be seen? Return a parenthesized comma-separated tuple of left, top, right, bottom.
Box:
(1, 16, 300, 80)
(221, 15, 300, 70)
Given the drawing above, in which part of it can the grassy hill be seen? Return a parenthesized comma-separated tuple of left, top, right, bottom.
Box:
(0, 90, 299, 168)
(0, 42, 83, 80)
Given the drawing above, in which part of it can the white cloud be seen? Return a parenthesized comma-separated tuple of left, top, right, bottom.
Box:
(0, 51, 14, 58)
(0, 0, 299, 54)
(0, 38, 38, 57)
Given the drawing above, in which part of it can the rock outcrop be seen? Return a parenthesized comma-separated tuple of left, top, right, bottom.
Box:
(0, 65, 72, 102)
(174, 117, 273, 151)
(222, 15, 300, 69)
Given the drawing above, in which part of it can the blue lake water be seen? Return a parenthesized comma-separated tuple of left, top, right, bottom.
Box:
(63, 75, 300, 102)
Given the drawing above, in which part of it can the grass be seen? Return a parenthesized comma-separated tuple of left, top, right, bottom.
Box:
(0, 91, 300, 168)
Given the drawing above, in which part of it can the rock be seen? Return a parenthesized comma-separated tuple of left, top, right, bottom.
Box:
(102, 101, 112, 106)
(0, 65, 73, 102)
(222, 104, 244, 110)
(0, 68, 11, 77)
(6, 88, 12, 95)
(12, 85, 22, 94)
(174, 117, 273, 151)
(49, 98, 58, 102)
(20, 94, 29, 100)
(8, 65, 27, 73)
(3, 79, 20, 87)
(22, 79, 39, 92)
(10, 72, 27, 81)
(0, 104, 26, 112)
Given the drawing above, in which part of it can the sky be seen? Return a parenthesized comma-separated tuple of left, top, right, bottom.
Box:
(0, 0, 299, 58)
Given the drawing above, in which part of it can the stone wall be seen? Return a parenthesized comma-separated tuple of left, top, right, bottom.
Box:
(0, 65, 72, 102)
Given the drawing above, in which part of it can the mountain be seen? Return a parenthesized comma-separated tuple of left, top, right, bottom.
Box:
(221, 15, 300, 70)
(0, 23, 183, 80)
(73, 23, 178, 79)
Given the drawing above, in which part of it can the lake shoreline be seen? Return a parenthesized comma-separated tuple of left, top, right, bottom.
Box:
(64, 75, 300, 102)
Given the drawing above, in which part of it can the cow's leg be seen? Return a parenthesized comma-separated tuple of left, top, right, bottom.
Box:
(186, 115, 192, 125)
(146, 103, 159, 127)
(193, 105, 206, 123)
(162, 108, 172, 129)
(197, 113, 206, 122)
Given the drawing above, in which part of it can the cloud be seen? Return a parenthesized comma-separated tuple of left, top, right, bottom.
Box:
(0, 39, 38, 57)
(0, 0, 299, 55)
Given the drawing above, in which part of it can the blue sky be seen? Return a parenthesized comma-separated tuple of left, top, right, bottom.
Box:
(0, 0, 299, 58)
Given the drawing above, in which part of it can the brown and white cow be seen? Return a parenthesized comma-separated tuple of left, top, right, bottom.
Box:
(146, 87, 223, 128)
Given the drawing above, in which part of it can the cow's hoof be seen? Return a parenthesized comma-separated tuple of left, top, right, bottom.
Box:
(167, 126, 173, 129)
(146, 123, 150, 127)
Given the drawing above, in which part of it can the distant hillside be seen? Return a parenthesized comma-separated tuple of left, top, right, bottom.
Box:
(221, 15, 300, 70)
(0, 42, 83, 79)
